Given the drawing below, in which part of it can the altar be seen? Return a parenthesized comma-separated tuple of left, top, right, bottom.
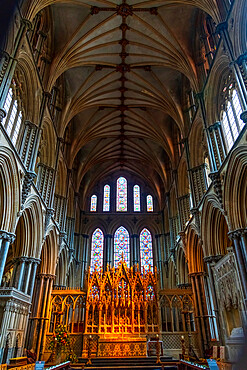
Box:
(97, 337, 147, 357)
(82, 261, 159, 358)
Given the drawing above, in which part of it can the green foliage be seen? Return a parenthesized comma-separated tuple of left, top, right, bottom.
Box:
(48, 324, 78, 363)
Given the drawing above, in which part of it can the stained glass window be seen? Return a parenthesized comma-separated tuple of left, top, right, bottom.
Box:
(90, 195, 97, 212)
(133, 185, 140, 212)
(114, 226, 129, 267)
(147, 195, 153, 212)
(103, 185, 110, 212)
(116, 177, 127, 212)
(140, 228, 153, 272)
(91, 228, 104, 271)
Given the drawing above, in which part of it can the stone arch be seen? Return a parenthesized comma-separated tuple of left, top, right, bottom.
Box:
(0, 146, 21, 233)
(55, 246, 68, 287)
(223, 144, 247, 230)
(176, 246, 189, 285)
(204, 54, 232, 125)
(201, 194, 230, 257)
(16, 50, 41, 123)
(187, 227, 204, 274)
(168, 259, 177, 289)
(177, 157, 189, 197)
(231, 0, 247, 57)
(40, 226, 59, 275)
(189, 118, 207, 168)
(38, 117, 56, 168)
(13, 195, 44, 258)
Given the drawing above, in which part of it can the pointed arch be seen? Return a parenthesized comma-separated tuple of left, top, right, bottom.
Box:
(91, 228, 104, 271)
(103, 184, 110, 212)
(116, 177, 127, 212)
(114, 226, 130, 267)
(140, 228, 153, 272)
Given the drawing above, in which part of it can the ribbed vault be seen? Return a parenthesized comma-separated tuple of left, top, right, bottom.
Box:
(24, 0, 219, 207)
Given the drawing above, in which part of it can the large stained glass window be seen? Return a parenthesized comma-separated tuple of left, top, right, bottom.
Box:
(90, 195, 97, 212)
(117, 177, 127, 212)
(140, 228, 153, 272)
(103, 185, 110, 212)
(114, 226, 130, 267)
(133, 185, 140, 212)
(91, 228, 104, 271)
(147, 195, 153, 212)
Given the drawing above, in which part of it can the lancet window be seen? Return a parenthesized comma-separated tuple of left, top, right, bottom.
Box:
(114, 226, 130, 267)
(103, 185, 110, 212)
(116, 177, 127, 211)
(90, 228, 104, 271)
(221, 78, 244, 150)
(2, 82, 23, 146)
(133, 185, 140, 212)
(90, 195, 97, 212)
(147, 195, 153, 212)
(140, 228, 153, 272)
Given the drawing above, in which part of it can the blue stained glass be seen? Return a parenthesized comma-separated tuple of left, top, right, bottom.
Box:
(90, 195, 97, 212)
(117, 177, 127, 212)
(147, 195, 153, 212)
(140, 228, 153, 272)
(103, 185, 110, 212)
(114, 226, 129, 267)
(91, 228, 104, 271)
(133, 185, 140, 212)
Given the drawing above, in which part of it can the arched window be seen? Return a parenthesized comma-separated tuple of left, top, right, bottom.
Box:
(116, 177, 127, 212)
(91, 228, 104, 271)
(147, 195, 153, 212)
(140, 228, 153, 272)
(2, 83, 23, 146)
(133, 185, 140, 212)
(103, 185, 110, 212)
(114, 226, 129, 267)
(221, 80, 244, 150)
(90, 195, 97, 212)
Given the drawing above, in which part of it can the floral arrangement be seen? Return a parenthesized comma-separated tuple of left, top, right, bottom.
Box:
(48, 324, 78, 363)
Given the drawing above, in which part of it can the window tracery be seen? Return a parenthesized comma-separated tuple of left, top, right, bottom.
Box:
(103, 185, 110, 212)
(116, 177, 127, 212)
(91, 228, 104, 271)
(90, 195, 97, 212)
(147, 195, 153, 212)
(220, 77, 244, 150)
(140, 228, 153, 272)
(114, 226, 130, 267)
(133, 185, 140, 212)
(2, 82, 23, 146)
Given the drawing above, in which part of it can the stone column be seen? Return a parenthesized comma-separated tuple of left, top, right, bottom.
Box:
(81, 234, 89, 288)
(216, 22, 247, 108)
(131, 234, 139, 267)
(155, 234, 163, 289)
(190, 272, 211, 355)
(0, 231, 15, 284)
(228, 231, 247, 309)
(104, 234, 113, 270)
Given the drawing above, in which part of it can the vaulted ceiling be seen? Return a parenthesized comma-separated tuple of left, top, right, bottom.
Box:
(26, 0, 220, 207)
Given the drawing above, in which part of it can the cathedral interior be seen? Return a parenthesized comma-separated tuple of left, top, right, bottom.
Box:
(0, 0, 247, 369)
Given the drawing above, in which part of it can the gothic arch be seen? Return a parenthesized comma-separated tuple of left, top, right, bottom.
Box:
(38, 117, 56, 168)
(168, 259, 177, 289)
(224, 145, 247, 230)
(231, 0, 247, 56)
(16, 50, 41, 123)
(40, 226, 59, 275)
(189, 118, 206, 167)
(204, 54, 232, 125)
(14, 195, 44, 258)
(55, 246, 68, 287)
(201, 194, 230, 257)
(0, 146, 21, 233)
(176, 247, 189, 285)
(186, 227, 204, 274)
(177, 157, 189, 197)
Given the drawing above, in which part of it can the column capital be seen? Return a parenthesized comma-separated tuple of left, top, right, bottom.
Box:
(82, 233, 89, 239)
(208, 121, 221, 132)
(131, 234, 139, 238)
(105, 234, 113, 238)
(216, 21, 228, 35)
(0, 230, 15, 243)
(240, 110, 247, 124)
(228, 228, 247, 239)
(0, 108, 6, 124)
(236, 52, 247, 65)
(204, 255, 222, 264)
